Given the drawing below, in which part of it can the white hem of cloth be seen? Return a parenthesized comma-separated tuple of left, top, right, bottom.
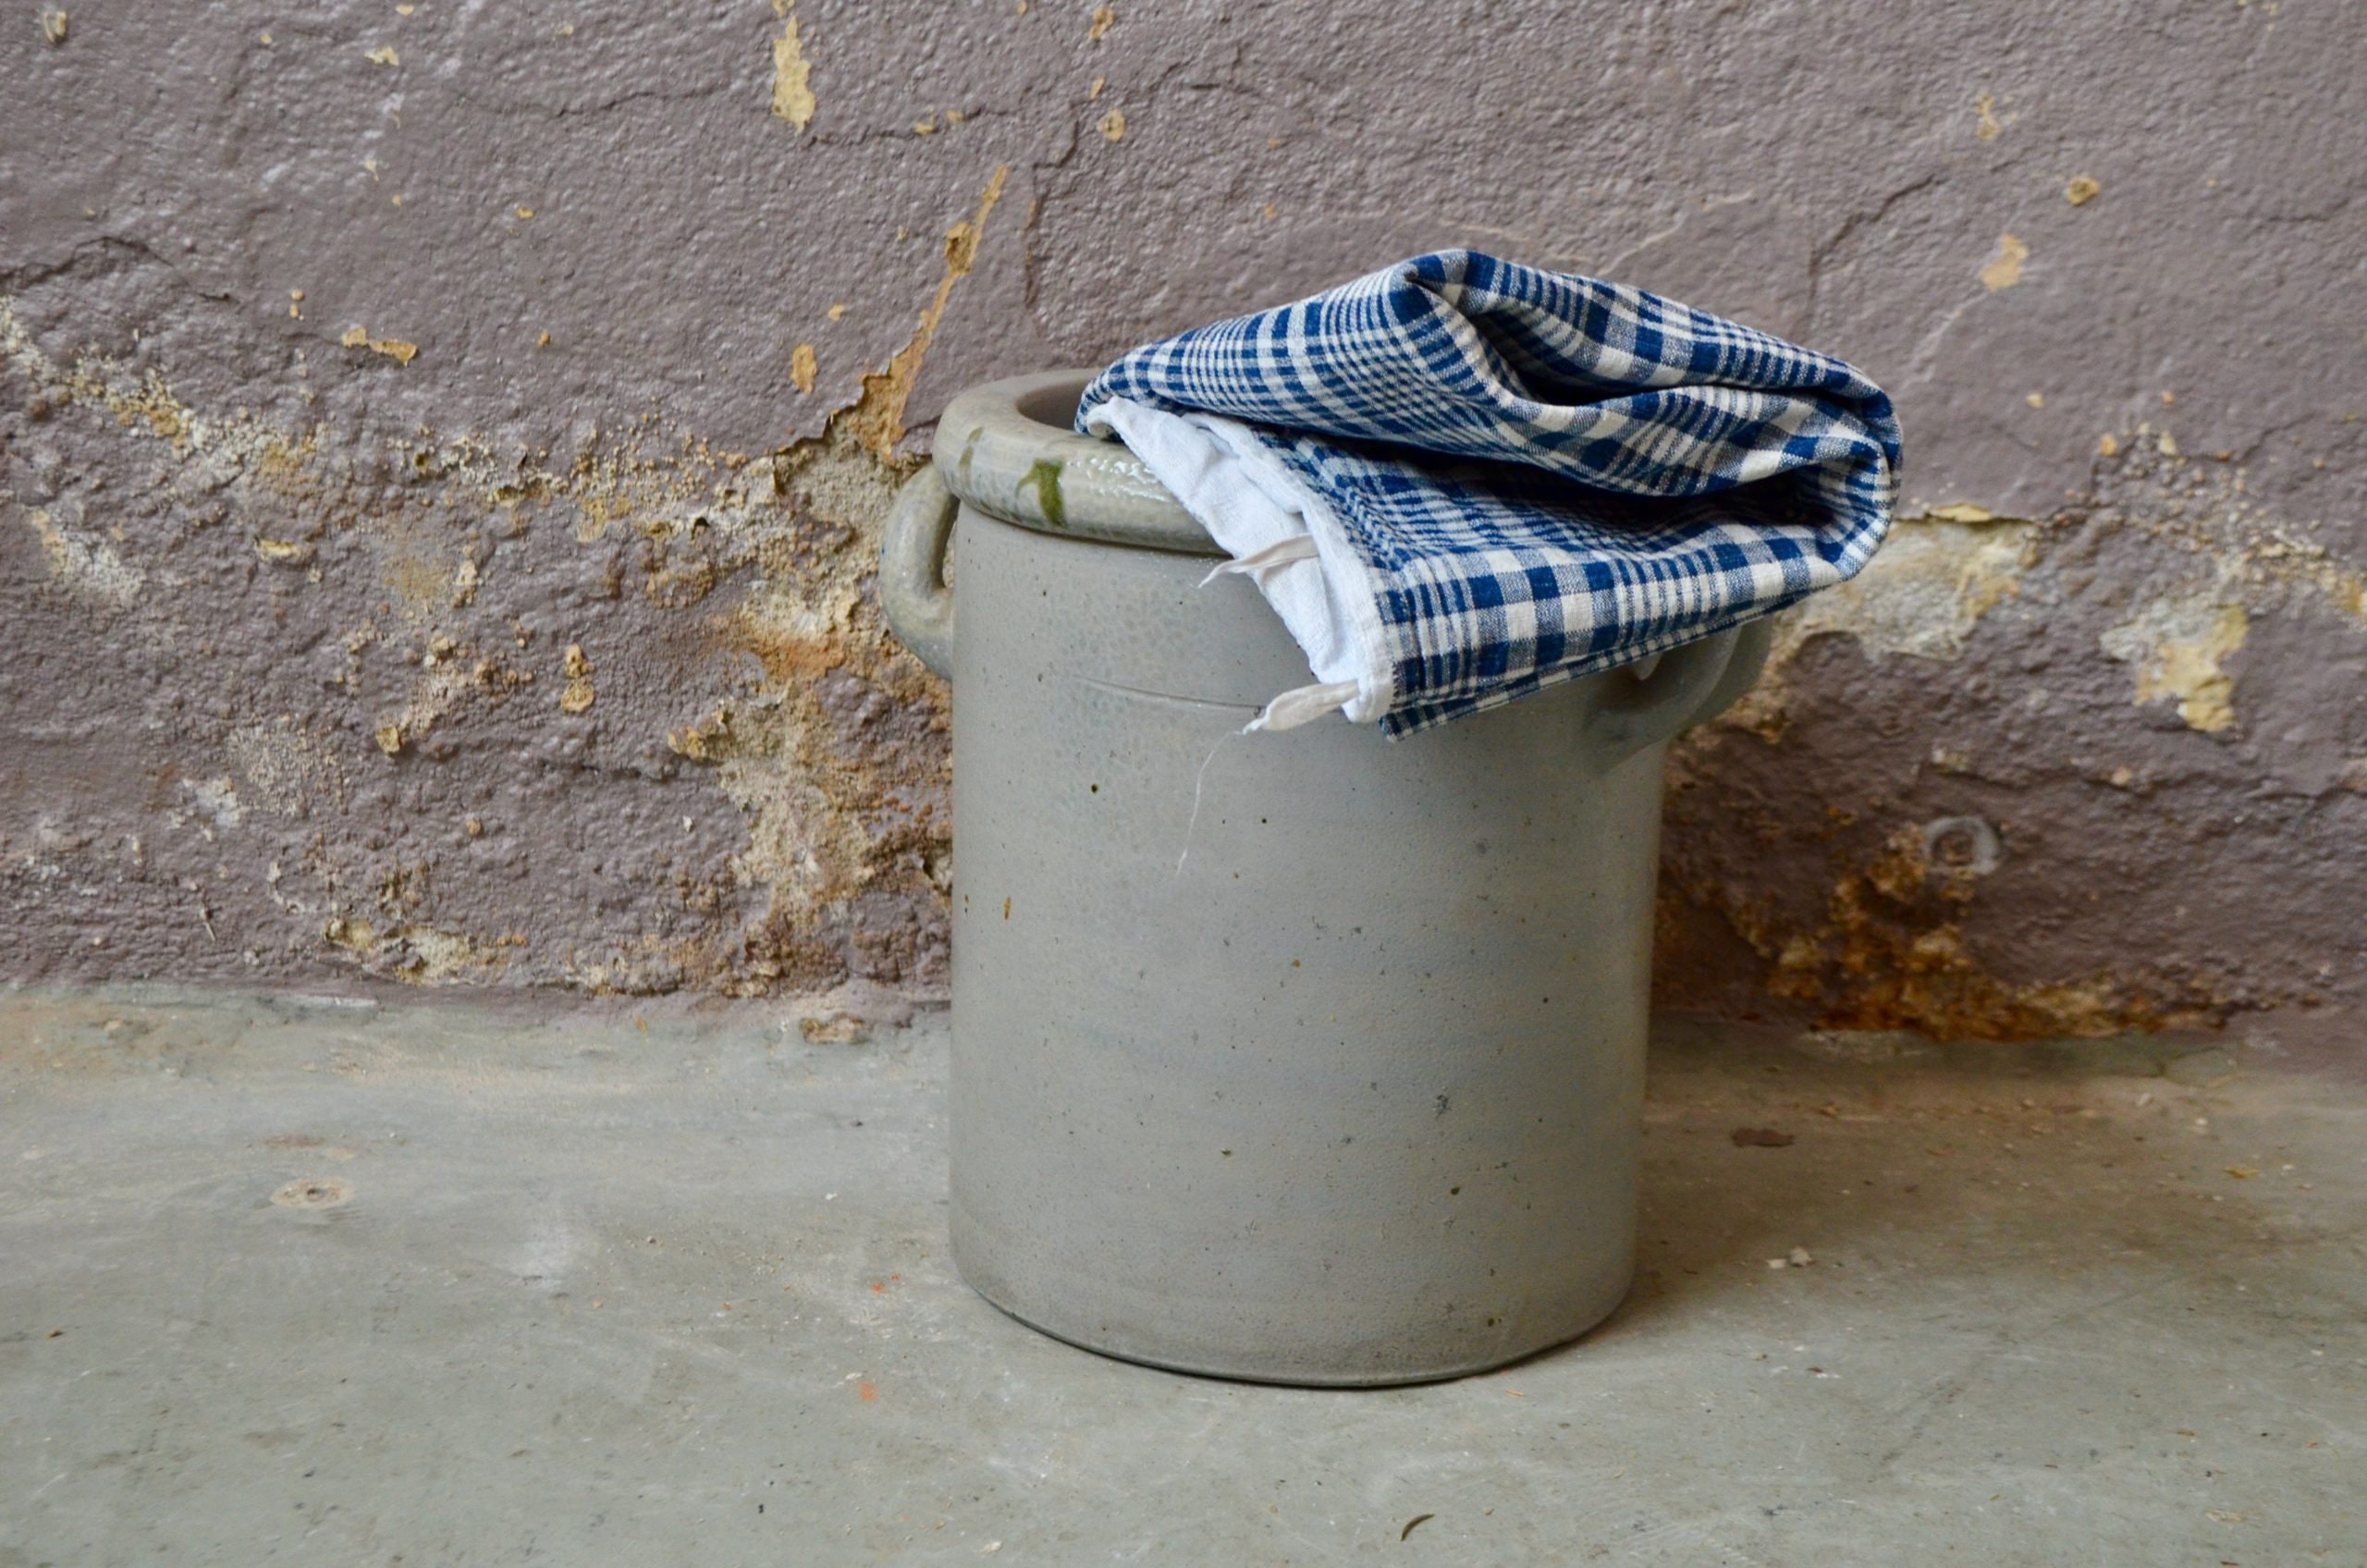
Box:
(1085, 397, 1395, 730)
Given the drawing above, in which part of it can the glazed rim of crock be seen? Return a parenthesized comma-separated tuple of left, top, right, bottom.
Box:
(933, 369, 1221, 557)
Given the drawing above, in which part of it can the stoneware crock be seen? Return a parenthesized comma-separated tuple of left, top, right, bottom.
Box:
(880, 370, 1770, 1386)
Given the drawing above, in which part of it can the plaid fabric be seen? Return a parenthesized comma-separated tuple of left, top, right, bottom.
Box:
(1076, 250, 1901, 736)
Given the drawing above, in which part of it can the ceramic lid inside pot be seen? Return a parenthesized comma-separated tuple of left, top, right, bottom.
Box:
(932, 370, 1221, 557)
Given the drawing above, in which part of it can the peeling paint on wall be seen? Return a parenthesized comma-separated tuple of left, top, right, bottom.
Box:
(23, 506, 143, 607)
(558, 643, 596, 714)
(227, 721, 347, 818)
(1790, 514, 2032, 665)
(770, 2, 816, 129)
(0, 275, 963, 996)
(1664, 400, 2365, 1036)
(325, 915, 519, 984)
(844, 165, 1009, 461)
(1716, 514, 2036, 740)
(2101, 592, 2249, 733)
(1979, 233, 2028, 291)
(339, 326, 419, 365)
(2087, 424, 2367, 633)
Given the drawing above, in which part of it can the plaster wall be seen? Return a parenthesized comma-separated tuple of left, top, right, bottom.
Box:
(3, 1, 2361, 1038)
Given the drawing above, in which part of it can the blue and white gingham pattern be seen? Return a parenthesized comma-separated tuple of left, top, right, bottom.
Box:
(1076, 251, 1902, 736)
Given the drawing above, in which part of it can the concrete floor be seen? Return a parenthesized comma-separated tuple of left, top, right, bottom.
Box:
(1, 987, 2361, 1567)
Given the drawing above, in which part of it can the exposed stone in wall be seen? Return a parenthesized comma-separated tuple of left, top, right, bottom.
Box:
(3, 1, 2362, 1037)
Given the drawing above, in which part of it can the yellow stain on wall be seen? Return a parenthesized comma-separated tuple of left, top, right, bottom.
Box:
(340, 325, 419, 364)
(560, 643, 596, 715)
(2102, 594, 2249, 733)
(770, 3, 816, 129)
(1979, 233, 2028, 291)
(791, 342, 818, 394)
(844, 164, 1010, 459)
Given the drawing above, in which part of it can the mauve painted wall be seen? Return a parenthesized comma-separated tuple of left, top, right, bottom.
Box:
(3, 1, 2361, 1044)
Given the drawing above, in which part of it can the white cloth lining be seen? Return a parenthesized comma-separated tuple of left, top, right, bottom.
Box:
(1085, 397, 1394, 731)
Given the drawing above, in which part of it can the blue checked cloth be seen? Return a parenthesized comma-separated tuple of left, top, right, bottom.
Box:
(1074, 250, 1901, 737)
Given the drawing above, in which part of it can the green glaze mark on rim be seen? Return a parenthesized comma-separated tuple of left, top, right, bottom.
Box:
(1021, 459, 1067, 531)
(931, 370, 1219, 557)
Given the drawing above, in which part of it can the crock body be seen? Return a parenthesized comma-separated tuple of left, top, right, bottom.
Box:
(891, 372, 1764, 1386)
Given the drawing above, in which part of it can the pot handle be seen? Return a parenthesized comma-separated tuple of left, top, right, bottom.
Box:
(1585, 618, 1772, 765)
(879, 464, 957, 678)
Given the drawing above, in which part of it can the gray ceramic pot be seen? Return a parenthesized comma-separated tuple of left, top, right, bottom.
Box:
(881, 370, 1770, 1386)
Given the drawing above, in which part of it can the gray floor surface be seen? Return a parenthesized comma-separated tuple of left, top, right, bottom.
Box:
(2, 985, 2361, 1566)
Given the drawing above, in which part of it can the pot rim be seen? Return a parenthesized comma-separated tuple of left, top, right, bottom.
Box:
(933, 369, 1221, 557)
